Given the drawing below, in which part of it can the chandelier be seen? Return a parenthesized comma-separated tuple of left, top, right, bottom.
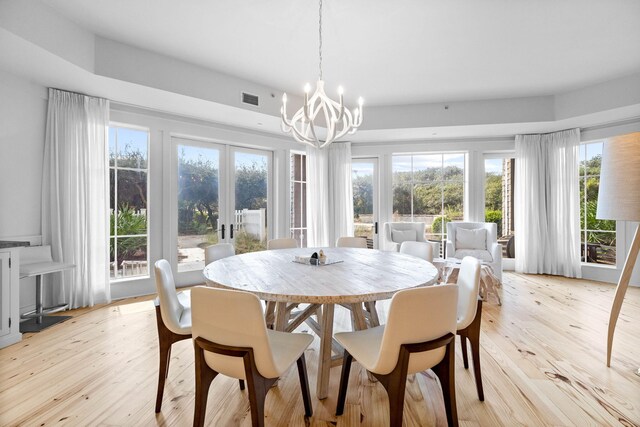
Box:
(281, 0, 364, 149)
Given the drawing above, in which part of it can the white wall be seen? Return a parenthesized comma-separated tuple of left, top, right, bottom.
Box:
(0, 70, 48, 312)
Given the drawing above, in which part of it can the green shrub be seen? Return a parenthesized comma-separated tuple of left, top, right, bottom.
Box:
(485, 209, 502, 236)
(110, 205, 147, 262)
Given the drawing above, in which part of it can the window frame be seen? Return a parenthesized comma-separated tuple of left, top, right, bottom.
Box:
(289, 151, 308, 247)
(391, 152, 466, 248)
(579, 140, 617, 266)
(109, 122, 151, 283)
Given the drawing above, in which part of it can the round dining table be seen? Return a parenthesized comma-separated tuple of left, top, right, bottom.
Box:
(203, 247, 439, 399)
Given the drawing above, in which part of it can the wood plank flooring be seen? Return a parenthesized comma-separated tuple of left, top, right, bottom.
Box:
(1, 273, 639, 426)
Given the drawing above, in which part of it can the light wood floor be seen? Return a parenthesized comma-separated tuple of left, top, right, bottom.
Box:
(1, 273, 639, 426)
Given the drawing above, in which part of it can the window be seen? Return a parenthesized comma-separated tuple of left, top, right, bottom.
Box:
(579, 142, 616, 264)
(484, 157, 515, 258)
(290, 153, 307, 247)
(392, 154, 465, 249)
(109, 125, 150, 280)
(352, 160, 377, 246)
(176, 144, 220, 272)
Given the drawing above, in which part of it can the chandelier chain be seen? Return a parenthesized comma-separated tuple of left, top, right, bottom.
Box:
(280, 0, 363, 148)
(318, 0, 323, 80)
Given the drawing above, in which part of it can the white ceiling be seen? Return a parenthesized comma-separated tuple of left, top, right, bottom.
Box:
(41, 0, 640, 106)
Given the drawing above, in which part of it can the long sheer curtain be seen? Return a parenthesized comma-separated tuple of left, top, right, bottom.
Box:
(514, 128, 582, 277)
(306, 142, 353, 247)
(42, 88, 111, 308)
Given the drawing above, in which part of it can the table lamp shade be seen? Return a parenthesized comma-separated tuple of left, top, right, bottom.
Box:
(596, 133, 640, 221)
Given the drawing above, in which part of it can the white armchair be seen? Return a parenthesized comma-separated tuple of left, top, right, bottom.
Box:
(446, 222, 502, 282)
(381, 222, 440, 257)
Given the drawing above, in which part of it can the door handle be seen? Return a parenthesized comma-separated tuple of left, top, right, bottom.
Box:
(374, 222, 378, 234)
(230, 224, 234, 239)
(221, 224, 225, 240)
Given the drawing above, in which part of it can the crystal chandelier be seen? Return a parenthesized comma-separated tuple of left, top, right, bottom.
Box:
(281, 0, 364, 149)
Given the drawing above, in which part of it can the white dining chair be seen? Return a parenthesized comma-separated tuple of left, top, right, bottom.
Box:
(399, 240, 434, 262)
(267, 237, 298, 250)
(191, 286, 314, 427)
(335, 285, 459, 427)
(204, 243, 235, 266)
(456, 256, 484, 401)
(335, 236, 368, 248)
(154, 259, 241, 413)
(153, 259, 192, 413)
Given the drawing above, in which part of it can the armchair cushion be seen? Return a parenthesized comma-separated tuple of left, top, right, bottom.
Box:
(453, 249, 493, 263)
(455, 228, 487, 250)
(391, 229, 417, 244)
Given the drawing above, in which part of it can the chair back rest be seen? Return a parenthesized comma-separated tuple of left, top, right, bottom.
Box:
(267, 238, 298, 250)
(447, 222, 497, 251)
(20, 245, 54, 265)
(336, 236, 368, 248)
(456, 256, 481, 330)
(384, 222, 426, 241)
(191, 286, 279, 379)
(374, 285, 458, 375)
(204, 243, 235, 266)
(154, 259, 186, 333)
(399, 241, 434, 262)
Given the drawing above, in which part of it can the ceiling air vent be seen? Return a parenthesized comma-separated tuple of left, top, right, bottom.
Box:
(242, 92, 259, 107)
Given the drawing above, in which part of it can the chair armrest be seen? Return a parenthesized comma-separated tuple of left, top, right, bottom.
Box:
(445, 240, 455, 258)
(385, 242, 400, 252)
(490, 242, 502, 263)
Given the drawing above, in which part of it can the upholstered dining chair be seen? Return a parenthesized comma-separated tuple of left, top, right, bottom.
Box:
(154, 260, 243, 413)
(191, 286, 314, 427)
(204, 243, 235, 266)
(399, 240, 434, 262)
(335, 236, 368, 248)
(267, 237, 298, 250)
(335, 285, 459, 427)
(456, 256, 484, 401)
(153, 259, 192, 413)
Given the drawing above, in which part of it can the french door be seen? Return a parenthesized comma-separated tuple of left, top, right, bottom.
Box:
(170, 137, 272, 277)
(352, 158, 379, 248)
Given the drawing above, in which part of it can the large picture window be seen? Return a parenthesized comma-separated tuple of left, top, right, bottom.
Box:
(392, 153, 465, 249)
(109, 125, 150, 280)
(579, 142, 616, 264)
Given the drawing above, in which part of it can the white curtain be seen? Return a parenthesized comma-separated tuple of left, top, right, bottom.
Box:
(328, 143, 354, 246)
(42, 88, 111, 308)
(306, 145, 330, 247)
(515, 128, 582, 277)
(306, 142, 353, 247)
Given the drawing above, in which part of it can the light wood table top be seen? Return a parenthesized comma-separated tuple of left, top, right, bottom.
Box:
(202, 247, 439, 304)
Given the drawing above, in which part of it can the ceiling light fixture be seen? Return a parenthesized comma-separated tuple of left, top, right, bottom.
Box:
(281, 0, 363, 149)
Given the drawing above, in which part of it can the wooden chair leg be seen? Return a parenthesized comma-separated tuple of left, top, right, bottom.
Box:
(382, 372, 409, 427)
(432, 340, 458, 427)
(193, 343, 218, 427)
(460, 335, 469, 369)
(155, 333, 172, 413)
(244, 372, 276, 427)
(468, 300, 484, 401)
(336, 351, 354, 416)
(155, 305, 189, 413)
(371, 346, 410, 427)
(296, 354, 313, 417)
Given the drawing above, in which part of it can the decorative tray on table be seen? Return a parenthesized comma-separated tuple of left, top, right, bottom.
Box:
(293, 250, 343, 266)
